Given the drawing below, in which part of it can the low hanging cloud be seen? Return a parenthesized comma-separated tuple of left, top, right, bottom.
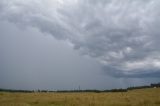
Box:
(0, 0, 160, 77)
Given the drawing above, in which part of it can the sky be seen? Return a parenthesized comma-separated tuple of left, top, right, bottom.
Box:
(0, 0, 160, 90)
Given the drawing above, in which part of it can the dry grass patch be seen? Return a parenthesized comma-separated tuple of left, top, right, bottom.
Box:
(0, 88, 160, 106)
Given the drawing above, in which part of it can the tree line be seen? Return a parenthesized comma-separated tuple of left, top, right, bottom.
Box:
(0, 82, 160, 93)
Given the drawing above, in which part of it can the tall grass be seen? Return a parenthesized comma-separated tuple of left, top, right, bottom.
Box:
(0, 88, 160, 106)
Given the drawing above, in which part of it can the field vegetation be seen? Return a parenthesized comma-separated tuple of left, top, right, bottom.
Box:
(0, 88, 160, 106)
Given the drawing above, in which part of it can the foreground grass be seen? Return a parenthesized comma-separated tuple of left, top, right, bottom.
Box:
(0, 88, 160, 106)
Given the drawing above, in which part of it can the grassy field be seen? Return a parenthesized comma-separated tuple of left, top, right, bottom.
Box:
(0, 88, 160, 106)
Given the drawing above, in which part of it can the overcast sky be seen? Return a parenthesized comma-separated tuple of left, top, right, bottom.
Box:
(0, 0, 160, 90)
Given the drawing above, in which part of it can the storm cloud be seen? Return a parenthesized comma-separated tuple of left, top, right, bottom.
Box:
(1, 0, 160, 77)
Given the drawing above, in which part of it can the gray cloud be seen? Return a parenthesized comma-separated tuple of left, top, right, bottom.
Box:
(0, 0, 160, 77)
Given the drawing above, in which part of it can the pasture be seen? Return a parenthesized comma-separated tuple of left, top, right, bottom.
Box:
(0, 88, 160, 106)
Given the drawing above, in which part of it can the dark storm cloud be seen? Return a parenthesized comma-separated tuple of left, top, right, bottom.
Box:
(0, 0, 160, 77)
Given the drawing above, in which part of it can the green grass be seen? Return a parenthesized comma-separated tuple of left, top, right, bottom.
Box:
(0, 88, 160, 106)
